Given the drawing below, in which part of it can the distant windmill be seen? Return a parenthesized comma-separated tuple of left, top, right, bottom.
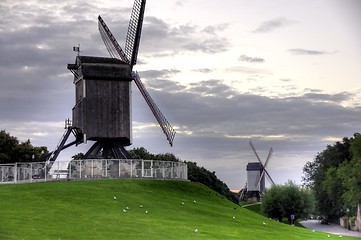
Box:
(47, 0, 175, 165)
(245, 140, 275, 199)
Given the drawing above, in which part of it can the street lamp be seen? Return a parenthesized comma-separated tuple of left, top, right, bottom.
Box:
(346, 208, 350, 230)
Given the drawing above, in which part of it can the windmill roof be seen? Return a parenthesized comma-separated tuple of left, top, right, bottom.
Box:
(246, 162, 263, 171)
(71, 56, 132, 80)
(76, 56, 126, 65)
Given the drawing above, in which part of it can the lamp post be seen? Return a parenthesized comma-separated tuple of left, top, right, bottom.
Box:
(346, 208, 350, 230)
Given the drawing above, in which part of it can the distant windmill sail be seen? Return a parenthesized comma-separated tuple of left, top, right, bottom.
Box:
(249, 141, 275, 190)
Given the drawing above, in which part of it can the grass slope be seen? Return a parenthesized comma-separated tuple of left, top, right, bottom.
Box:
(0, 179, 357, 240)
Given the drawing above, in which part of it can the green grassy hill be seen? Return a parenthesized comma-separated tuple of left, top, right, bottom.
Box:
(0, 179, 356, 239)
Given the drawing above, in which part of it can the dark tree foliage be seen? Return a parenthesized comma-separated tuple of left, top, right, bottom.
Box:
(128, 147, 238, 204)
(303, 133, 361, 221)
(129, 147, 180, 162)
(262, 181, 314, 222)
(186, 161, 238, 204)
(72, 153, 85, 160)
(0, 130, 48, 163)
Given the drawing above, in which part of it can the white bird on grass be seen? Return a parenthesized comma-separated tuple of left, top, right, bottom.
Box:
(145, 210, 148, 214)
(140, 205, 143, 208)
(262, 222, 266, 225)
(123, 209, 127, 213)
(194, 229, 198, 233)
(113, 196, 117, 200)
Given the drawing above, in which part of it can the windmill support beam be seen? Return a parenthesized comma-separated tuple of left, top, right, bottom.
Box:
(83, 140, 131, 159)
(46, 125, 83, 173)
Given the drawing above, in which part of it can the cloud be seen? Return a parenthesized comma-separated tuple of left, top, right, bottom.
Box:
(239, 55, 265, 63)
(129, 78, 360, 187)
(253, 17, 295, 33)
(140, 69, 181, 80)
(288, 48, 335, 55)
(142, 17, 230, 55)
(141, 79, 359, 142)
(192, 68, 214, 73)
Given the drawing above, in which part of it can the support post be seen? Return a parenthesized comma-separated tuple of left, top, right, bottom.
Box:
(130, 160, 133, 178)
(14, 163, 17, 183)
(105, 160, 108, 178)
(141, 160, 144, 178)
(118, 160, 121, 178)
(30, 163, 33, 183)
(91, 159, 94, 178)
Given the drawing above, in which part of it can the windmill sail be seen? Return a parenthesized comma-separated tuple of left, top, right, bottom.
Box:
(97, 1, 176, 147)
(249, 141, 275, 189)
(125, 0, 146, 67)
(98, 15, 129, 63)
(256, 148, 274, 189)
(133, 72, 176, 146)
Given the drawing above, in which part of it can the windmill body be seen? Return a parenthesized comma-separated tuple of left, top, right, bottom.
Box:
(246, 162, 265, 193)
(69, 56, 132, 145)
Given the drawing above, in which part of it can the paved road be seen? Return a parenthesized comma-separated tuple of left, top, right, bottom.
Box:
(300, 220, 361, 238)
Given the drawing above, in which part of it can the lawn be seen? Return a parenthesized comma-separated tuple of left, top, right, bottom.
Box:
(0, 179, 357, 239)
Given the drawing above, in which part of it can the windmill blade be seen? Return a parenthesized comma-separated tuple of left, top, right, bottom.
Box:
(263, 148, 275, 185)
(263, 148, 273, 168)
(98, 15, 130, 63)
(133, 72, 176, 146)
(125, 0, 146, 67)
(249, 140, 263, 164)
(264, 169, 275, 186)
(256, 169, 266, 190)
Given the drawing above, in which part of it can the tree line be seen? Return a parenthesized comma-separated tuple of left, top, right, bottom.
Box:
(0, 130, 48, 163)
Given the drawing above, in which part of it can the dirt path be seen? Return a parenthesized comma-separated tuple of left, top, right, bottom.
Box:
(300, 220, 361, 238)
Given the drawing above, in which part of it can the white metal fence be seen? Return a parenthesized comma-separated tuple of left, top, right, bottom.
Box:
(0, 159, 188, 184)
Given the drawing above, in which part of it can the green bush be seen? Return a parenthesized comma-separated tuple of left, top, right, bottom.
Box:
(262, 181, 314, 223)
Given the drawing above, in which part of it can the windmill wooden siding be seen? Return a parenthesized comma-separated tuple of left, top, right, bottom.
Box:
(70, 56, 133, 145)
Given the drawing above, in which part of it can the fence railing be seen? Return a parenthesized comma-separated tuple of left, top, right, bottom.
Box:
(0, 159, 188, 184)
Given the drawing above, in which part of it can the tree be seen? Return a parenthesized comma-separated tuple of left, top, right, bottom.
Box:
(262, 181, 314, 223)
(303, 133, 361, 221)
(72, 153, 85, 160)
(128, 147, 180, 162)
(0, 130, 48, 163)
(303, 136, 353, 221)
(186, 161, 238, 204)
(336, 133, 361, 214)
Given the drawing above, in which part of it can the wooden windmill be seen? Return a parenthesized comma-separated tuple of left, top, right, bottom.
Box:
(47, 0, 175, 164)
(246, 141, 275, 199)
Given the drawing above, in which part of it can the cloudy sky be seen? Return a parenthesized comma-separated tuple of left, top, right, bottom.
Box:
(1, 0, 360, 189)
